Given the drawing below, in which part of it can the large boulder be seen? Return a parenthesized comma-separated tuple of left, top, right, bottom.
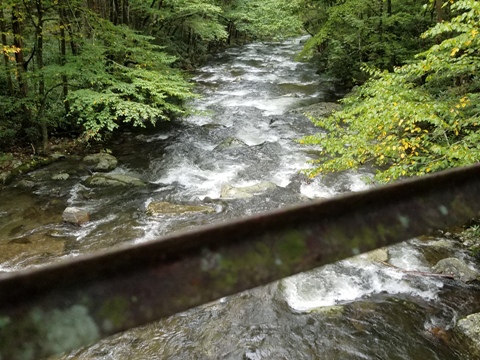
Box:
(82, 153, 118, 172)
(455, 313, 480, 358)
(433, 257, 479, 282)
(83, 173, 145, 187)
(288, 102, 340, 118)
(146, 201, 215, 216)
(62, 207, 90, 225)
(220, 181, 277, 199)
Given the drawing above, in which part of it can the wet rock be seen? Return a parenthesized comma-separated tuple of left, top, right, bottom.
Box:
(0, 233, 65, 265)
(82, 153, 118, 172)
(83, 173, 145, 187)
(214, 137, 246, 150)
(15, 179, 36, 188)
(62, 207, 90, 225)
(50, 152, 67, 160)
(433, 257, 479, 282)
(52, 172, 70, 181)
(350, 248, 389, 264)
(455, 313, 480, 358)
(146, 201, 215, 216)
(0, 171, 11, 184)
(288, 102, 340, 118)
(220, 181, 277, 199)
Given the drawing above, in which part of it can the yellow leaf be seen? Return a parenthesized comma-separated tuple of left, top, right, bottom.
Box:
(450, 47, 460, 57)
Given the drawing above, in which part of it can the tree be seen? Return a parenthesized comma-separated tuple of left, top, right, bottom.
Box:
(297, 0, 435, 84)
(300, 0, 480, 183)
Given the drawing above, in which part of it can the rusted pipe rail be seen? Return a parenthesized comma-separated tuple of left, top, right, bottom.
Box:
(2, 164, 480, 359)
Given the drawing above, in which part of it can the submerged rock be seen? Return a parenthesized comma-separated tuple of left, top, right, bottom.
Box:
(220, 182, 277, 199)
(455, 313, 480, 358)
(83, 174, 145, 187)
(288, 102, 340, 118)
(52, 172, 70, 181)
(82, 153, 118, 172)
(146, 201, 215, 216)
(214, 137, 247, 150)
(62, 207, 90, 225)
(433, 257, 479, 282)
(0, 230, 66, 265)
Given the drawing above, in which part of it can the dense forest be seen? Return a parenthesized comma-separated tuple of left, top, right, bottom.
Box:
(300, 0, 480, 182)
(0, 0, 302, 152)
(1, 0, 479, 183)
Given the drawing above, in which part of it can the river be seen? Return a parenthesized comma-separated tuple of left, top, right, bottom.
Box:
(1, 37, 480, 359)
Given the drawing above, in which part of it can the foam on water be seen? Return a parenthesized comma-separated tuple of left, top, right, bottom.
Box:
(300, 178, 337, 199)
(235, 124, 280, 146)
(153, 159, 245, 200)
(300, 171, 371, 199)
(283, 254, 442, 312)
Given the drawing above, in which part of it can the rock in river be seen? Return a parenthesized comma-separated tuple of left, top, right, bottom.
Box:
(83, 173, 146, 187)
(146, 201, 215, 216)
(433, 257, 479, 282)
(455, 313, 480, 358)
(62, 207, 90, 225)
(82, 153, 118, 172)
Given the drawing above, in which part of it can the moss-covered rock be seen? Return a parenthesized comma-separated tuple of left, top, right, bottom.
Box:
(82, 153, 118, 172)
(83, 174, 145, 187)
(433, 257, 480, 282)
(455, 313, 480, 358)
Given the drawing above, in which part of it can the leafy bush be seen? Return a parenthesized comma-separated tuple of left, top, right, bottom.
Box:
(300, 0, 480, 183)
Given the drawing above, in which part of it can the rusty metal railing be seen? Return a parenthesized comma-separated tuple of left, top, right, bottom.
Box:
(1, 164, 480, 359)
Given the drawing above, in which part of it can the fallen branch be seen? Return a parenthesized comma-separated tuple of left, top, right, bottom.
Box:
(378, 260, 455, 280)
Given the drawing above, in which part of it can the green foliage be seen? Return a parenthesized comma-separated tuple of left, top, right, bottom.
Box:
(64, 20, 194, 139)
(298, 0, 434, 84)
(225, 0, 303, 40)
(301, 0, 480, 183)
(0, 0, 304, 149)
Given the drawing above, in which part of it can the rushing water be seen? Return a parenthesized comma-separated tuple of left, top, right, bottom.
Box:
(2, 37, 480, 359)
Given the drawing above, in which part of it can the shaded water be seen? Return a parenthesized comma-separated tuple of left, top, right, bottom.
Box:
(1, 38, 480, 359)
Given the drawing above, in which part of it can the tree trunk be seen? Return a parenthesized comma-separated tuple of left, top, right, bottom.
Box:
(12, 6, 28, 98)
(435, 0, 443, 23)
(59, 0, 70, 115)
(378, 0, 383, 42)
(0, 2, 13, 95)
(12, 4, 33, 138)
(35, 0, 48, 153)
(122, 0, 128, 25)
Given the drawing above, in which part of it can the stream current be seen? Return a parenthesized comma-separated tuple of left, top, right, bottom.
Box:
(2, 37, 480, 359)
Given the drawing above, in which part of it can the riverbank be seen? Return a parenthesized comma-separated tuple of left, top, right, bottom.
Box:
(0, 137, 105, 187)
